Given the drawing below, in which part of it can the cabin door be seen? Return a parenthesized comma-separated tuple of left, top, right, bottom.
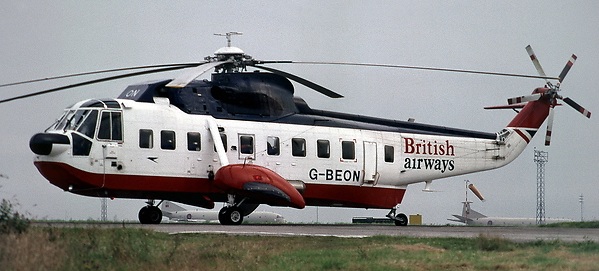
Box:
(362, 141, 379, 185)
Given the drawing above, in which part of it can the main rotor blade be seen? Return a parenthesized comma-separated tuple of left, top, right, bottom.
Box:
(545, 106, 554, 146)
(165, 61, 229, 88)
(0, 64, 197, 104)
(558, 54, 577, 83)
(282, 61, 559, 80)
(562, 97, 591, 118)
(525, 45, 551, 85)
(0, 63, 203, 88)
(253, 64, 344, 98)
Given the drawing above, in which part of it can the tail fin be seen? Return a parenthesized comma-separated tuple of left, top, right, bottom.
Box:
(161, 201, 187, 212)
(449, 202, 486, 224)
(462, 201, 486, 219)
(486, 89, 552, 149)
(504, 92, 552, 143)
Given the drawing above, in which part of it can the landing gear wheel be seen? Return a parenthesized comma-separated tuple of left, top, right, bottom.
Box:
(218, 207, 243, 225)
(394, 213, 408, 226)
(138, 205, 162, 224)
(228, 208, 243, 225)
(147, 206, 162, 224)
(218, 207, 230, 225)
(138, 206, 150, 224)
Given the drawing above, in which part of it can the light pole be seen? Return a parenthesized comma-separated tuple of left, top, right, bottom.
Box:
(579, 194, 584, 222)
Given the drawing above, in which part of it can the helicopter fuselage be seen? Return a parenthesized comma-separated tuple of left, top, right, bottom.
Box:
(31, 72, 534, 212)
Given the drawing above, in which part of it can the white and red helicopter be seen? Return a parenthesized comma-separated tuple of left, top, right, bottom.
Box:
(1, 33, 591, 225)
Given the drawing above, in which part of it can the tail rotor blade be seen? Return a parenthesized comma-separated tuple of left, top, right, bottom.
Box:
(562, 97, 591, 118)
(545, 106, 555, 146)
(558, 54, 578, 84)
(525, 45, 551, 85)
(507, 93, 541, 105)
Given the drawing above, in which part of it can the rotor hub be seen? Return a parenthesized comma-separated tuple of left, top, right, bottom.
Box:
(214, 46, 245, 57)
(210, 32, 254, 72)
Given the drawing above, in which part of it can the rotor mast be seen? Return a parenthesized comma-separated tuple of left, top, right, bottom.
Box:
(212, 32, 247, 72)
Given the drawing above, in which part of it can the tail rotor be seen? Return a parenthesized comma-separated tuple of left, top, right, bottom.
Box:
(504, 45, 591, 146)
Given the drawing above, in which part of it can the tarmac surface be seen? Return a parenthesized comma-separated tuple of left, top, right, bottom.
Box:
(35, 222, 599, 242)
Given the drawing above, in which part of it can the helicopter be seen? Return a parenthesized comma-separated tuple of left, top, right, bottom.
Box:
(1, 32, 590, 225)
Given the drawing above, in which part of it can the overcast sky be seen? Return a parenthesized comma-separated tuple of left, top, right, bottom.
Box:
(1, 1, 597, 224)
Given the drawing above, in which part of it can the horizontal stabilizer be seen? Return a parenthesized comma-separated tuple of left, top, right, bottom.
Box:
(484, 104, 526, 110)
(451, 214, 472, 224)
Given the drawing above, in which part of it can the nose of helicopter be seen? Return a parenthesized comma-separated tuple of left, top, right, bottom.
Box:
(29, 133, 70, 155)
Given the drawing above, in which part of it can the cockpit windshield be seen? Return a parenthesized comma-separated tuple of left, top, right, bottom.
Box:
(52, 109, 99, 138)
(77, 110, 99, 138)
(51, 99, 123, 133)
(53, 110, 75, 131)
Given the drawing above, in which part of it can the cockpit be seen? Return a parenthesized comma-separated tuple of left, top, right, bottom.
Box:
(51, 99, 122, 137)
(31, 99, 123, 157)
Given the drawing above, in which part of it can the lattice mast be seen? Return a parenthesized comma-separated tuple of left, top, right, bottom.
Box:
(534, 149, 548, 225)
(101, 198, 107, 221)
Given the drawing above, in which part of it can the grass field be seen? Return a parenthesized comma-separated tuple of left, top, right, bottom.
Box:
(2, 226, 599, 271)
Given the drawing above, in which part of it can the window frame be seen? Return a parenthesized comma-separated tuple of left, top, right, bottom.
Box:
(341, 140, 356, 161)
(267, 136, 280, 156)
(160, 130, 176, 150)
(187, 132, 201, 151)
(292, 138, 306, 157)
(317, 139, 330, 158)
(139, 129, 153, 149)
(384, 145, 395, 163)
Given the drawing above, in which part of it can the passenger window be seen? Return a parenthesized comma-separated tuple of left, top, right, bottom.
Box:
(342, 141, 355, 160)
(317, 139, 330, 158)
(267, 136, 280, 155)
(292, 138, 306, 157)
(384, 145, 394, 163)
(240, 136, 254, 154)
(214, 134, 227, 152)
(161, 130, 176, 150)
(187, 132, 201, 151)
(139, 129, 153, 148)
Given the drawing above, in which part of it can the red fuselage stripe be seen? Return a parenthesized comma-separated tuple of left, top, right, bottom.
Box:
(514, 129, 530, 143)
(34, 161, 405, 209)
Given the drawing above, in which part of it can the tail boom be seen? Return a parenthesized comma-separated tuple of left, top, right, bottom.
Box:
(396, 98, 551, 186)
